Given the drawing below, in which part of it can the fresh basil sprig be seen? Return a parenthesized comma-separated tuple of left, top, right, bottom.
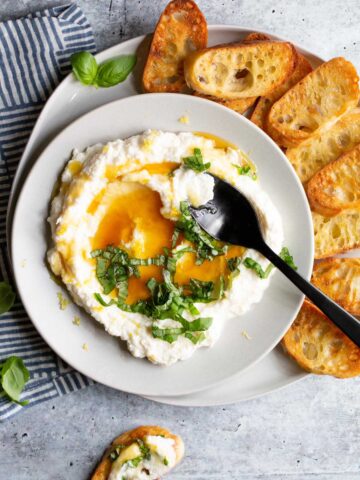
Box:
(70, 51, 137, 88)
(0, 356, 30, 406)
(0, 281, 15, 315)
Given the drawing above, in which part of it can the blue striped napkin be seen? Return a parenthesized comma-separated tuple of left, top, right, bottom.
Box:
(0, 4, 97, 420)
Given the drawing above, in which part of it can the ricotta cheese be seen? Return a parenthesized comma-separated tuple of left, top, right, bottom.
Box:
(47, 130, 284, 366)
(108, 436, 177, 480)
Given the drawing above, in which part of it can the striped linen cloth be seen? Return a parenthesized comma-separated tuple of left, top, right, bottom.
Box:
(0, 4, 97, 420)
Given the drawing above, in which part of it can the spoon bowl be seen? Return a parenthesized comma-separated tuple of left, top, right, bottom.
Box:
(190, 175, 360, 347)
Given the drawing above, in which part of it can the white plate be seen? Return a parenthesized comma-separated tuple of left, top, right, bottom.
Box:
(8, 26, 324, 405)
(11, 92, 313, 397)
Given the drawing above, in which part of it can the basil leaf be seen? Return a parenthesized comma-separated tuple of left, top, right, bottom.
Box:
(244, 247, 297, 279)
(176, 201, 227, 263)
(243, 257, 270, 279)
(185, 331, 206, 344)
(183, 148, 210, 173)
(0, 281, 15, 315)
(109, 445, 125, 461)
(93, 293, 117, 307)
(0, 356, 30, 405)
(227, 257, 241, 272)
(185, 317, 212, 331)
(152, 326, 184, 343)
(232, 163, 257, 180)
(137, 439, 151, 461)
(280, 247, 298, 270)
(70, 51, 98, 86)
(128, 456, 143, 468)
(95, 55, 137, 88)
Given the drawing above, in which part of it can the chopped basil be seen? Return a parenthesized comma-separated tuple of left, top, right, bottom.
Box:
(164, 458, 169, 466)
(244, 247, 297, 279)
(279, 247, 298, 270)
(137, 439, 151, 461)
(183, 148, 210, 173)
(243, 257, 272, 279)
(175, 201, 227, 264)
(109, 445, 125, 461)
(227, 257, 242, 272)
(232, 163, 257, 180)
(128, 456, 143, 468)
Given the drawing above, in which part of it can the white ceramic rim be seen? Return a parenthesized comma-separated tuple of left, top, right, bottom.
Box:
(11, 91, 313, 397)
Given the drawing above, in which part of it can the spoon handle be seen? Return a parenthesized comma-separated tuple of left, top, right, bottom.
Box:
(259, 242, 360, 347)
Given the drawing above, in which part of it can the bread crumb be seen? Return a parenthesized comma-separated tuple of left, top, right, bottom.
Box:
(242, 330, 252, 340)
(20, 259, 27, 268)
(57, 292, 69, 310)
(82, 343, 89, 351)
(73, 316, 81, 326)
(179, 115, 189, 124)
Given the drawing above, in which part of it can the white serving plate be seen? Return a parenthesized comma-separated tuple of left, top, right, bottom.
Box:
(8, 26, 326, 405)
(11, 92, 313, 397)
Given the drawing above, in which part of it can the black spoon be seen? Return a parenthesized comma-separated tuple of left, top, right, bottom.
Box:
(189, 175, 360, 347)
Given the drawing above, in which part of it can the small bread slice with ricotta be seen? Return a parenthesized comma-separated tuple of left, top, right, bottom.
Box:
(184, 41, 297, 99)
(251, 54, 313, 135)
(193, 91, 257, 114)
(268, 57, 360, 147)
(282, 300, 360, 378)
(143, 0, 207, 93)
(92, 426, 184, 480)
(286, 108, 360, 184)
(313, 209, 360, 259)
(307, 143, 360, 216)
(312, 258, 360, 315)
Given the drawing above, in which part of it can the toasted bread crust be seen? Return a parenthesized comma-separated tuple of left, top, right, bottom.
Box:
(282, 300, 360, 378)
(243, 32, 270, 43)
(313, 209, 360, 259)
(268, 58, 360, 147)
(142, 0, 207, 93)
(307, 143, 360, 216)
(287, 109, 360, 184)
(312, 258, 360, 315)
(251, 54, 313, 134)
(184, 41, 297, 99)
(193, 91, 257, 114)
(91, 426, 184, 480)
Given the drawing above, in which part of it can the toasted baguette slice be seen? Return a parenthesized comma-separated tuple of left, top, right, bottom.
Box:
(142, 0, 207, 93)
(307, 143, 360, 216)
(184, 41, 297, 99)
(287, 109, 360, 183)
(312, 259, 360, 315)
(92, 426, 184, 480)
(313, 209, 360, 258)
(251, 54, 313, 133)
(194, 92, 257, 114)
(282, 300, 360, 378)
(243, 32, 270, 42)
(268, 58, 360, 147)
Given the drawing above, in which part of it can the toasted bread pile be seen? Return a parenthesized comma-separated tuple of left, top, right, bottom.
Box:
(282, 300, 360, 378)
(143, 0, 360, 379)
(142, 0, 300, 114)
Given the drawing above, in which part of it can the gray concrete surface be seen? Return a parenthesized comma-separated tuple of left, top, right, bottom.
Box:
(1, 1, 360, 479)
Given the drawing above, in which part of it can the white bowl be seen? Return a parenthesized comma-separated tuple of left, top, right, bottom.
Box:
(11, 93, 313, 397)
